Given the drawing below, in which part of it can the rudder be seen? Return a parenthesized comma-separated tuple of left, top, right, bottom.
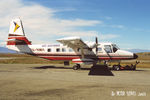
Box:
(7, 18, 31, 45)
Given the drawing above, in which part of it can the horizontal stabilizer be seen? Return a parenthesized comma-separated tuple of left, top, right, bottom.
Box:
(7, 38, 25, 42)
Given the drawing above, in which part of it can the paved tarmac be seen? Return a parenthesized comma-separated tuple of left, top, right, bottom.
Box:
(0, 64, 149, 100)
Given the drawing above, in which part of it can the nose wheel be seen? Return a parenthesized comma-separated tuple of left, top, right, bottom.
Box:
(73, 64, 81, 70)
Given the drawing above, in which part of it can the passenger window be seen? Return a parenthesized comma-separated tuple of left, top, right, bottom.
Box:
(104, 45, 112, 53)
(56, 48, 60, 52)
(47, 48, 51, 52)
(62, 48, 66, 52)
(69, 48, 73, 52)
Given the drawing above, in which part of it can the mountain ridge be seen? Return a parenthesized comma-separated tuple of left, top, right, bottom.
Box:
(0, 46, 16, 53)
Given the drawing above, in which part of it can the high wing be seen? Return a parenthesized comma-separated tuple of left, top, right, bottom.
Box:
(57, 37, 96, 58)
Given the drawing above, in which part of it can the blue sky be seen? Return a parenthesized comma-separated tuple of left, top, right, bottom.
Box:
(30, 0, 150, 49)
(0, 0, 150, 49)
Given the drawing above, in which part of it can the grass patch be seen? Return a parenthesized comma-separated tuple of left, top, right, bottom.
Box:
(137, 52, 150, 60)
(0, 53, 64, 64)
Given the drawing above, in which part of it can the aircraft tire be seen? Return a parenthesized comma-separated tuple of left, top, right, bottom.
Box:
(73, 64, 80, 70)
(131, 64, 136, 70)
(113, 65, 120, 71)
(132, 66, 136, 70)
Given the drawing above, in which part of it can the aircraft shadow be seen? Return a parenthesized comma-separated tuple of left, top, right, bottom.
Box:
(33, 66, 72, 69)
(32, 65, 114, 76)
(88, 65, 114, 76)
(32, 66, 94, 70)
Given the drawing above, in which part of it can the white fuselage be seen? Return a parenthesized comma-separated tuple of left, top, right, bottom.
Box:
(7, 42, 135, 61)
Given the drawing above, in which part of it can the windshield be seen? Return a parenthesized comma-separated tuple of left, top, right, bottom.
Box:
(104, 45, 112, 53)
(112, 44, 119, 52)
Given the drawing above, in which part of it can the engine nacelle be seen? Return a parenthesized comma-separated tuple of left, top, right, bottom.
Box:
(86, 42, 96, 48)
(72, 58, 94, 65)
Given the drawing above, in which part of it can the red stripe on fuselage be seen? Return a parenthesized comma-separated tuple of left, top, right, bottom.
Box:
(30, 53, 133, 58)
(28, 53, 134, 61)
(41, 56, 80, 60)
(37, 55, 133, 61)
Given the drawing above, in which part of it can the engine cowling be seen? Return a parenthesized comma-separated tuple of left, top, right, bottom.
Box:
(72, 58, 94, 65)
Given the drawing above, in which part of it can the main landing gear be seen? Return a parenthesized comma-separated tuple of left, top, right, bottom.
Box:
(73, 64, 81, 70)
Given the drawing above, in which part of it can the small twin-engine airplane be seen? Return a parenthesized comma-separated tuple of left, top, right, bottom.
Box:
(6, 18, 138, 70)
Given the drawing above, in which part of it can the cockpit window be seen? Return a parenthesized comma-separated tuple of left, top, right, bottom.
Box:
(104, 45, 112, 53)
(112, 44, 119, 52)
(98, 47, 102, 52)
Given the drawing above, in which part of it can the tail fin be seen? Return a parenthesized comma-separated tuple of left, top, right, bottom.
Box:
(7, 18, 31, 45)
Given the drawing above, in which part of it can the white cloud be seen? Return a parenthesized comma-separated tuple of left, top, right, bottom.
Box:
(0, 41, 6, 47)
(109, 25, 125, 29)
(55, 7, 77, 12)
(0, 0, 119, 45)
(59, 31, 98, 37)
(101, 24, 125, 29)
(60, 19, 102, 27)
(100, 33, 119, 40)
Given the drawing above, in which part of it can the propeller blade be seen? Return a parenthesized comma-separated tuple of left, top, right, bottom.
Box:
(95, 37, 98, 55)
(96, 47, 98, 52)
(96, 37, 98, 44)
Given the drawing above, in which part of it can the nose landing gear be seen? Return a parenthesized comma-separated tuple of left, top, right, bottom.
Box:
(112, 61, 140, 71)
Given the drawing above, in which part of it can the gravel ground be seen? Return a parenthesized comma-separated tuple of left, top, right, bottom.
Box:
(0, 64, 149, 100)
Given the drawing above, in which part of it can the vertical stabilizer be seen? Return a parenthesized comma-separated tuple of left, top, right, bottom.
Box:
(6, 18, 32, 53)
(7, 18, 31, 45)
(9, 18, 25, 36)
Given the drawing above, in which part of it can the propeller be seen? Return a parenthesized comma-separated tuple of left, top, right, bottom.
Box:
(87, 37, 99, 55)
(95, 37, 98, 55)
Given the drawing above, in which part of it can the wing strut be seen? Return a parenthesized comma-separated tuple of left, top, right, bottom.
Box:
(81, 47, 84, 58)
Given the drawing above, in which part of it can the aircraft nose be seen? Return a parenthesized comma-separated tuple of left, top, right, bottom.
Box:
(133, 53, 138, 59)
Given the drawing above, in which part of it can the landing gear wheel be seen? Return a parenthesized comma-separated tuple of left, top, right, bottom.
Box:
(132, 67, 136, 70)
(131, 64, 136, 70)
(73, 64, 81, 70)
(113, 65, 120, 71)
